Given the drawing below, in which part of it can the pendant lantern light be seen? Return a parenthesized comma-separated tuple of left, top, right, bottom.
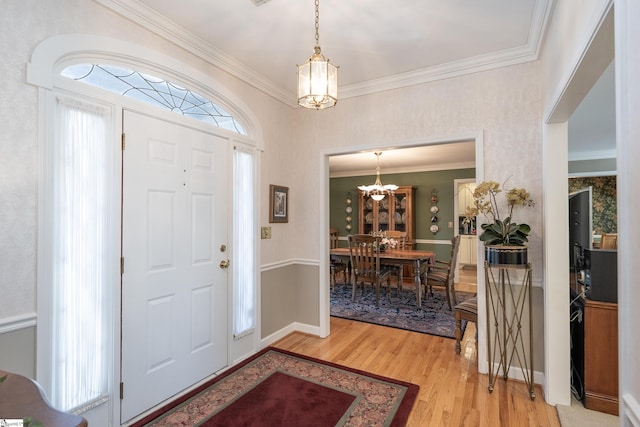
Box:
(297, 0, 338, 109)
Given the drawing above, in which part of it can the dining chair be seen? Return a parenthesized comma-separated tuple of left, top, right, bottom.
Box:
(600, 233, 618, 250)
(382, 230, 408, 294)
(329, 228, 348, 291)
(348, 234, 393, 307)
(422, 235, 461, 310)
(383, 230, 408, 249)
(454, 296, 478, 355)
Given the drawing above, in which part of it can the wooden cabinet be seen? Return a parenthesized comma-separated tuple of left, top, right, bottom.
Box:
(459, 235, 478, 266)
(583, 299, 618, 415)
(358, 186, 415, 244)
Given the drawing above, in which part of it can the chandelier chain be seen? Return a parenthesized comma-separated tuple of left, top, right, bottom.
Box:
(314, 0, 320, 46)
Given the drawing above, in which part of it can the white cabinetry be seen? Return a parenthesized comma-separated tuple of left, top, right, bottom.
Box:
(458, 183, 477, 214)
(459, 235, 478, 266)
(458, 182, 478, 267)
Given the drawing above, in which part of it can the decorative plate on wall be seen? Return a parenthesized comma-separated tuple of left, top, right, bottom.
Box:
(430, 224, 439, 233)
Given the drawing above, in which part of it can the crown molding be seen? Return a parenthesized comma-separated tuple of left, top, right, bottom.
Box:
(94, 0, 294, 106)
(340, 45, 539, 99)
(568, 149, 616, 161)
(340, 0, 553, 99)
(329, 161, 476, 178)
(95, 0, 553, 107)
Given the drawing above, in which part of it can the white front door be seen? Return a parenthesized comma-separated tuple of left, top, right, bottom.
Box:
(120, 110, 229, 422)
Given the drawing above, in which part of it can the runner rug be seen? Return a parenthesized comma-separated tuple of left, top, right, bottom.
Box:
(133, 347, 419, 427)
(331, 284, 475, 338)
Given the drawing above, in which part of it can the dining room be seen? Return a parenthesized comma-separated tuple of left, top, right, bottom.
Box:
(328, 143, 479, 337)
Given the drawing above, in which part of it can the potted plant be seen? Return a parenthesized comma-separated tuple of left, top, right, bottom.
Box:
(464, 180, 535, 265)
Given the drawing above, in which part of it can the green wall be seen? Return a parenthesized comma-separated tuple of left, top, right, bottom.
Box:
(330, 168, 475, 259)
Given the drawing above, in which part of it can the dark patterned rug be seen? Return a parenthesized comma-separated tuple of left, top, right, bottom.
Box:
(132, 347, 419, 427)
(330, 283, 475, 338)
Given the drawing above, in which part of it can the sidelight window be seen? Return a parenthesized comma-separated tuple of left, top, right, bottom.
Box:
(50, 96, 114, 412)
(232, 146, 257, 338)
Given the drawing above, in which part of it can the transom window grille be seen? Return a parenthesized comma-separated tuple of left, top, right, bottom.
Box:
(61, 64, 247, 135)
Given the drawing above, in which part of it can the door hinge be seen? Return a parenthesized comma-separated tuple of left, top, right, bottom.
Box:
(121, 132, 125, 150)
(120, 257, 125, 275)
(120, 382, 124, 399)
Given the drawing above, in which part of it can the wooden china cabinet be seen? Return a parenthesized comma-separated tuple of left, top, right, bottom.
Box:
(358, 186, 415, 245)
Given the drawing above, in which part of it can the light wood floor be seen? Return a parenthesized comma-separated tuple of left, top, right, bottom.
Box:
(273, 266, 561, 426)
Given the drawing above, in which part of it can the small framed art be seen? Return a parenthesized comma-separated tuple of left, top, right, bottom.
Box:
(269, 185, 289, 223)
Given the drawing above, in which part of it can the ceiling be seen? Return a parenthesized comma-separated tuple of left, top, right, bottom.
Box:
(101, 0, 615, 172)
(328, 142, 476, 177)
(107, 0, 550, 101)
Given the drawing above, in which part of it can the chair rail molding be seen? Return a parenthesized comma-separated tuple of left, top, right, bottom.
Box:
(0, 313, 37, 334)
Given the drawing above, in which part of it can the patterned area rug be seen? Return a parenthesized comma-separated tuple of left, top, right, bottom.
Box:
(133, 347, 419, 427)
(331, 283, 475, 338)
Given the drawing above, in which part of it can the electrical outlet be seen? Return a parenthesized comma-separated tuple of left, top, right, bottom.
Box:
(448, 221, 453, 228)
(261, 226, 272, 239)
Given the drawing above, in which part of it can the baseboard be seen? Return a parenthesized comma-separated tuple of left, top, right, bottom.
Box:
(585, 391, 619, 416)
(622, 393, 640, 425)
(260, 322, 321, 347)
(488, 361, 545, 391)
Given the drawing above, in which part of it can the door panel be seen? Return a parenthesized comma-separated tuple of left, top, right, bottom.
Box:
(121, 110, 229, 422)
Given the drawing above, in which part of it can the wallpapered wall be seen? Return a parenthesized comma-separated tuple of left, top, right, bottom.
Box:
(568, 176, 617, 234)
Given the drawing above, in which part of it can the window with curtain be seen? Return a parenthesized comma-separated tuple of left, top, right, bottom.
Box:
(232, 146, 256, 338)
(50, 96, 113, 412)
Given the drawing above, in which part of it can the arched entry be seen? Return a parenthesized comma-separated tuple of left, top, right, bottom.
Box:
(27, 34, 262, 425)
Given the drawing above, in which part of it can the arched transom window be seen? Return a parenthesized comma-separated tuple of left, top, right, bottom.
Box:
(61, 64, 247, 135)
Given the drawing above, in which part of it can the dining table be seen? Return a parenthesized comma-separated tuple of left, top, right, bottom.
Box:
(329, 247, 435, 307)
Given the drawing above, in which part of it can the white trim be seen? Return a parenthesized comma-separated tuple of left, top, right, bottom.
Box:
(94, 0, 553, 106)
(615, 0, 640, 421)
(260, 322, 321, 348)
(488, 362, 545, 389)
(541, 0, 614, 407)
(27, 33, 263, 426)
(261, 258, 320, 272)
(26, 34, 263, 149)
(544, 0, 614, 124)
(568, 150, 616, 161)
(338, 0, 553, 99)
(0, 313, 37, 334)
(319, 131, 486, 367)
(622, 394, 640, 426)
(568, 170, 616, 178)
(329, 161, 476, 178)
(94, 0, 292, 105)
(542, 122, 572, 406)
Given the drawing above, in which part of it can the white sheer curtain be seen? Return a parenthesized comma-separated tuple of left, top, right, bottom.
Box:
(51, 97, 112, 412)
(232, 146, 256, 338)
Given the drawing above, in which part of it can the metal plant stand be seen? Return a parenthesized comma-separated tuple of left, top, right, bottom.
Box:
(484, 260, 535, 400)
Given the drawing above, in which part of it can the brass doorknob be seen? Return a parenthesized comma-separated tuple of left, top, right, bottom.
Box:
(219, 260, 230, 269)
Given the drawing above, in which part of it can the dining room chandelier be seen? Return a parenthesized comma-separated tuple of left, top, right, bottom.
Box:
(297, 0, 338, 110)
(358, 152, 398, 201)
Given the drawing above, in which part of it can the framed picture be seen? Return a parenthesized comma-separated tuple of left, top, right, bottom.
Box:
(269, 185, 289, 223)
